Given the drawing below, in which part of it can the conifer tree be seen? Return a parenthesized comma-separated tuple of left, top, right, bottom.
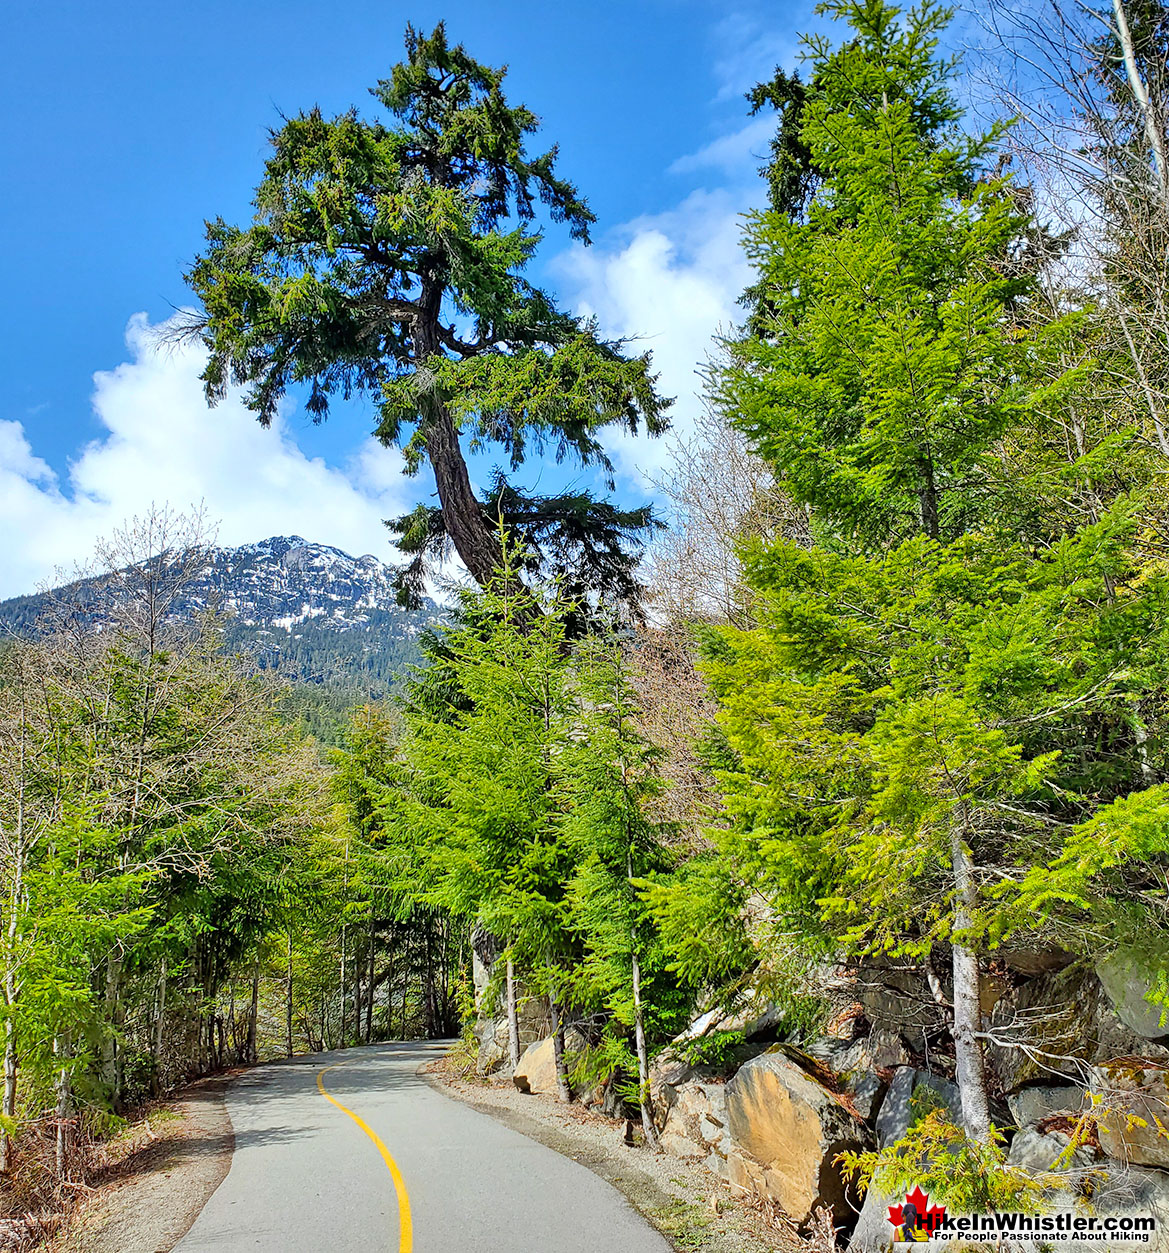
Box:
(707, 0, 1169, 1146)
(185, 24, 668, 611)
(391, 564, 579, 1094)
(720, 0, 1077, 548)
(562, 633, 676, 1144)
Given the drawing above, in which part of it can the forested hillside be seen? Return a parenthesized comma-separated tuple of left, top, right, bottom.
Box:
(8, 3, 1169, 1246)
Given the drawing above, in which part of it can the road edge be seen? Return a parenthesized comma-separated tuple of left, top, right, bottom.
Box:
(53, 1074, 235, 1253)
(421, 1066, 700, 1253)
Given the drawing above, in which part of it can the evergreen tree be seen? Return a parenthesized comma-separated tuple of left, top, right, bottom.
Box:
(562, 633, 678, 1143)
(185, 23, 668, 611)
(390, 568, 580, 1093)
(720, 0, 1077, 549)
(707, 0, 1169, 1148)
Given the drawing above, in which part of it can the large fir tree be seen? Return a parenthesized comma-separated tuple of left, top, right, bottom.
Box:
(185, 24, 668, 610)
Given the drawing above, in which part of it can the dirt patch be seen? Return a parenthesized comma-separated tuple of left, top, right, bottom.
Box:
(47, 1076, 233, 1253)
(423, 1058, 805, 1253)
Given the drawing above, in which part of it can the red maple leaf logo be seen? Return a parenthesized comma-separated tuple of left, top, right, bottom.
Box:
(888, 1186, 947, 1239)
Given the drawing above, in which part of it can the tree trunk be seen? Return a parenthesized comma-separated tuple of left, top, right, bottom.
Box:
(54, 1035, 70, 1181)
(286, 935, 294, 1057)
(247, 964, 259, 1064)
(340, 841, 349, 1047)
(631, 950, 659, 1148)
(353, 949, 363, 1047)
(547, 974, 572, 1104)
(1, 1011, 16, 1174)
(366, 918, 376, 1044)
(101, 951, 123, 1104)
(424, 924, 436, 1039)
(415, 307, 506, 588)
(950, 817, 992, 1143)
(152, 957, 168, 1095)
(1113, 0, 1169, 200)
(505, 956, 520, 1071)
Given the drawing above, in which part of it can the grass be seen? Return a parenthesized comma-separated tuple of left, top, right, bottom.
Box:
(647, 1198, 717, 1251)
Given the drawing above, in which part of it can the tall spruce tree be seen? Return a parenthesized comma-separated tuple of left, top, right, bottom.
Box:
(707, 0, 1169, 1150)
(719, 0, 1073, 549)
(562, 633, 677, 1144)
(185, 24, 668, 610)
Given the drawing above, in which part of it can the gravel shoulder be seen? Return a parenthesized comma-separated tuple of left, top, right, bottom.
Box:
(424, 1060, 806, 1253)
(49, 1077, 233, 1253)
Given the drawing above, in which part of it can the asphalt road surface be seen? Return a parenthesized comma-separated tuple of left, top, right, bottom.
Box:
(176, 1041, 672, 1253)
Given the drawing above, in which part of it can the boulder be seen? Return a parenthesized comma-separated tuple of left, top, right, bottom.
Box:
(1008, 1124, 1101, 1175)
(1094, 1060, 1169, 1169)
(659, 1080, 730, 1162)
(1007, 1084, 1084, 1128)
(849, 1182, 905, 1253)
(987, 965, 1169, 1091)
(1089, 1163, 1169, 1253)
(807, 1028, 911, 1080)
(647, 1050, 705, 1129)
(854, 962, 947, 1054)
(1003, 1161, 1169, 1253)
(850, 1072, 886, 1123)
(1097, 955, 1169, 1042)
(512, 1029, 586, 1096)
(674, 994, 783, 1045)
(473, 1015, 508, 1075)
(724, 1047, 868, 1227)
(874, 1067, 961, 1149)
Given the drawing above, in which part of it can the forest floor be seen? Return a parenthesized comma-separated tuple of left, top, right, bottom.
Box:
(41, 1075, 233, 1253)
(426, 1053, 811, 1253)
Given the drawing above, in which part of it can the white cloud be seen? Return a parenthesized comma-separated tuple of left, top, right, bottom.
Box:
(669, 115, 776, 178)
(0, 314, 414, 600)
(552, 187, 756, 485)
(710, 11, 799, 102)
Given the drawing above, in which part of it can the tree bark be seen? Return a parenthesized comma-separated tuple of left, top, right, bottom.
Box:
(632, 949, 658, 1148)
(415, 293, 506, 588)
(153, 957, 168, 1094)
(247, 964, 259, 1065)
(340, 842, 349, 1048)
(547, 973, 572, 1104)
(950, 816, 992, 1143)
(54, 1035, 70, 1181)
(366, 918, 376, 1043)
(1113, 0, 1169, 200)
(286, 934, 294, 1057)
(505, 956, 521, 1071)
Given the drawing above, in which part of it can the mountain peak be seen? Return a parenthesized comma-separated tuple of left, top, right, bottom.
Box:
(0, 535, 443, 692)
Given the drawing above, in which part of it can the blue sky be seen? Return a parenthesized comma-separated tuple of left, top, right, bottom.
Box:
(1, 0, 825, 597)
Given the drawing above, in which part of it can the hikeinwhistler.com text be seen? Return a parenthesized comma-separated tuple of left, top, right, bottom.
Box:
(917, 1213, 1158, 1244)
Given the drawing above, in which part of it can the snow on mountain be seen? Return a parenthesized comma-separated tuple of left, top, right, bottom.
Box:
(0, 536, 445, 691)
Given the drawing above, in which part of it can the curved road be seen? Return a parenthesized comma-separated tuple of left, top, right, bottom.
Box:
(176, 1041, 670, 1252)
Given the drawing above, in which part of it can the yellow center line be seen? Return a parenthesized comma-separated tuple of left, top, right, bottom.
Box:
(316, 1061, 413, 1253)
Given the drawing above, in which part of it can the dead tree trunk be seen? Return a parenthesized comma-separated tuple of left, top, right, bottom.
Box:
(54, 1035, 70, 1181)
(286, 935, 294, 1057)
(632, 950, 658, 1148)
